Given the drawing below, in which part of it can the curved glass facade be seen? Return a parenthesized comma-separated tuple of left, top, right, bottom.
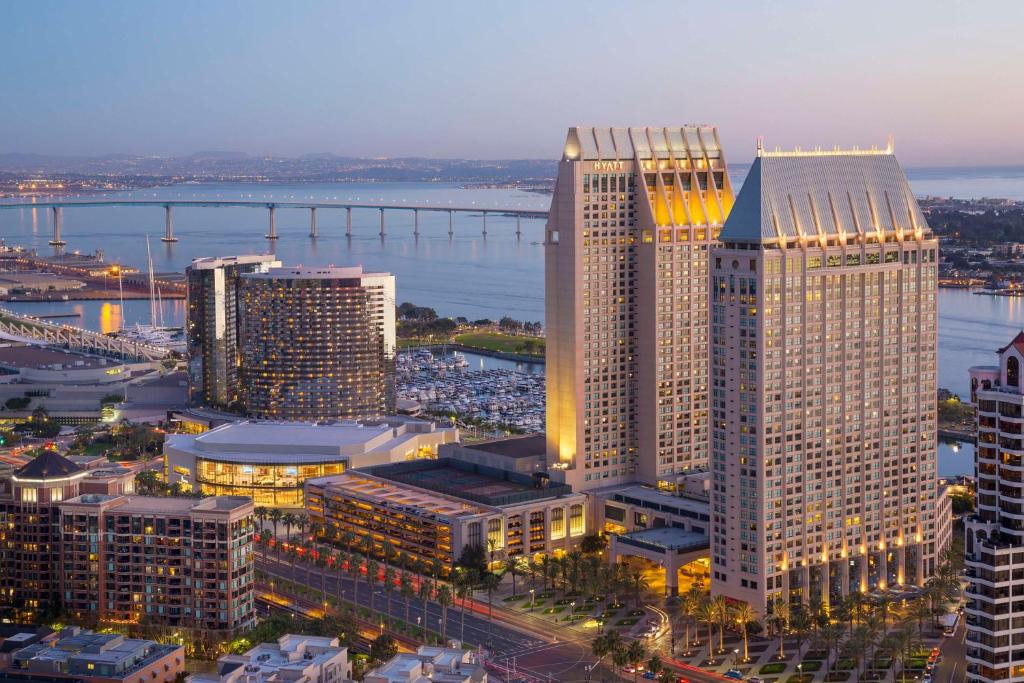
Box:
(196, 457, 346, 507)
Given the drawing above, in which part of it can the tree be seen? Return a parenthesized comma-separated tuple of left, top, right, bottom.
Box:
(418, 579, 434, 642)
(479, 572, 501, 643)
(369, 634, 397, 665)
(711, 595, 729, 653)
(625, 640, 646, 683)
(767, 599, 790, 660)
(400, 573, 415, 627)
(436, 584, 453, 643)
(456, 543, 488, 575)
(732, 601, 758, 662)
(453, 568, 475, 643)
(580, 533, 609, 555)
(697, 599, 719, 662)
(679, 586, 701, 654)
(647, 655, 664, 681)
(908, 598, 933, 640)
(629, 570, 651, 609)
(383, 566, 397, 627)
(503, 556, 525, 597)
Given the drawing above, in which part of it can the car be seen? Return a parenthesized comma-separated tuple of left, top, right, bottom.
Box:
(643, 673, 656, 680)
(748, 678, 764, 683)
(676, 678, 690, 683)
(724, 670, 744, 680)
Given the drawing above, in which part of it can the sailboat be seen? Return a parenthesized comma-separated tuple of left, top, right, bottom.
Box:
(116, 237, 187, 352)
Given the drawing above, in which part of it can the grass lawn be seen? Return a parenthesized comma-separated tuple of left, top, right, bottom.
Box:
(787, 676, 813, 683)
(615, 617, 641, 626)
(453, 331, 544, 357)
(825, 673, 851, 682)
(760, 663, 787, 675)
(542, 606, 565, 615)
(799, 661, 823, 672)
(836, 659, 855, 671)
(561, 614, 588, 622)
(627, 609, 645, 617)
(502, 595, 522, 603)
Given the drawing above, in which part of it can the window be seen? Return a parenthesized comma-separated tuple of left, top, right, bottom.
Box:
(1009, 356, 1020, 388)
(20, 487, 37, 503)
(487, 518, 504, 550)
(551, 508, 565, 540)
(570, 504, 585, 537)
(468, 522, 481, 547)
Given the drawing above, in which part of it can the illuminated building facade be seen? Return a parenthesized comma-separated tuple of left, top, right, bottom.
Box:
(186, 255, 280, 410)
(164, 417, 457, 507)
(306, 458, 587, 574)
(58, 494, 256, 635)
(239, 266, 396, 422)
(710, 144, 943, 614)
(0, 451, 88, 621)
(966, 335, 1024, 683)
(545, 126, 734, 492)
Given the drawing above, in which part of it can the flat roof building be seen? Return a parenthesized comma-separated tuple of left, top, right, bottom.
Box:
(186, 254, 280, 411)
(306, 458, 587, 573)
(58, 493, 256, 637)
(187, 634, 350, 683)
(363, 645, 485, 683)
(8, 628, 184, 683)
(165, 417, 457, 507)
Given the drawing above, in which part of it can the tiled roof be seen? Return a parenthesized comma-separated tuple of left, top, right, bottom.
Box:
(13, 451, 84, 480)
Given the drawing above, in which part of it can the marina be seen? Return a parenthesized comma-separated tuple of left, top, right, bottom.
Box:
(396, 348, 544, 432)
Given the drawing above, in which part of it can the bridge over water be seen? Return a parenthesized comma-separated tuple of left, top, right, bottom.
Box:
(0, 198, 551, 246)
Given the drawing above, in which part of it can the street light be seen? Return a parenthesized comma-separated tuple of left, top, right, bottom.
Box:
(570, 600, 576, 619)
(530, 588, 535, 610)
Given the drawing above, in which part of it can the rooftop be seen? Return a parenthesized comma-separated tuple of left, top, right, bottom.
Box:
(0, 343, 113, 370)
(188, 254, 280, 271)
(309, 471, 493, 519)
(461, 433, 546, 459)
(241, 265, 390, 281)
(60, 493, 252, 515)
(363, 457, 574, 507)
(563, 126, 722, 162)
(618, 527, 709, 552)
(13, 451, 85, 482)
(721, 146, 929, 244)
(12, 629, 180, 678)
(166, 418, 454, 465)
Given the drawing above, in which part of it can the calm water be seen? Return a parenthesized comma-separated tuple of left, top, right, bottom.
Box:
(2, 172, 1022, 477)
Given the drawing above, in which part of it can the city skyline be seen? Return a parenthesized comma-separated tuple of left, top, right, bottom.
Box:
(3, 1, 1024, 166)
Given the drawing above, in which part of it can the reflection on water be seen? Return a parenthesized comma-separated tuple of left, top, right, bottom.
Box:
(98, 302, 121, 334)
(937, 438, 974, 478)
(938, 288, 1024, 396)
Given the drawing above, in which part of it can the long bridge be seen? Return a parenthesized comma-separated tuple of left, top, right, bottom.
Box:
(0, 198, 551, 246)
(0, 307, 173, 362)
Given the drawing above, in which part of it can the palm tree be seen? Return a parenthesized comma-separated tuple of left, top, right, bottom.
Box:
(844, 624, 877, 680)
(540, 554, 553, 591)
(788, 608, 813, 656)
(281, 511, 298, 542)
(767, 598, 790, 660)
(647, 655, 664, 682)
(629, 570, 650, 609)
(504, 556, 525, 597)
(882, 628, 920, 683)
(908, 598, 933, 639)
(591, 630, 622, 659)
(453, 568, 475, 643)
(679, 587, 700, 655)
(480, 572, 501, 642)
(418, 579, 434, 642)
(731, 602, 758, 662)
(849, 590, 868, 626)
(697, 599, 719, 662)
(365, 560, 380, 614)
(436, 584, 453, 643)
(815, 622, 846, 676)
(711, 595, 729, 653)
(269, 508, 283, 554)
(400, 574, 415, 627)
(625, 640, 646, 683)
(350, 553, 364, 609)
(383, 566, 397, 627)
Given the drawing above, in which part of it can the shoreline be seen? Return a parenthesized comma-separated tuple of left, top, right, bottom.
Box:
(401, 342, 544, 364)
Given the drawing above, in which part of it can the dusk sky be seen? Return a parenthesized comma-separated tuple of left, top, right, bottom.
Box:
(4, 1, 1023, 166)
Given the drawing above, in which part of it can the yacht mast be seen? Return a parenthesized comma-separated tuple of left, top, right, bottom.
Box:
(146, 236, 156, 327)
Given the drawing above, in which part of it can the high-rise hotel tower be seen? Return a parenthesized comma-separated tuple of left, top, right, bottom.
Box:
(710, 144, 944, 614)
(238, 265, 396, 422)
(545, 127, 734, 491)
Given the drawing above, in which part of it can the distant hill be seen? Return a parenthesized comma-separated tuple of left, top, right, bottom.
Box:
(0, 152, 557, 184)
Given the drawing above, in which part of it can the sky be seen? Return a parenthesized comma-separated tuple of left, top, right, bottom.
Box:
(2, 0, 1023, 166)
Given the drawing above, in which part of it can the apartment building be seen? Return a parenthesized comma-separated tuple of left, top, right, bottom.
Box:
(966, 334, 1024, 683)
(710, 144, 943, 613)
(58, 493, 256, 636)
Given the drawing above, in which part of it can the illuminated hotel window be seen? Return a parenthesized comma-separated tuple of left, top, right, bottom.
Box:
(569, 504, 585, 537)
(21, 487, 37, 503)
(487, 518, 504, 550)
(550, 508, 565, 540)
